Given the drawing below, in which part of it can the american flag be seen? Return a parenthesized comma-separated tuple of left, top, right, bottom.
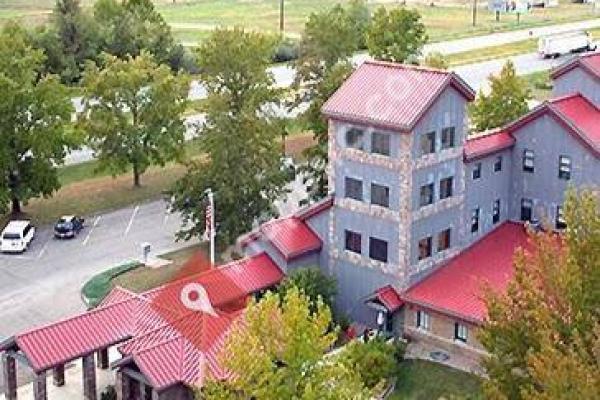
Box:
(204, 200, 212, 240)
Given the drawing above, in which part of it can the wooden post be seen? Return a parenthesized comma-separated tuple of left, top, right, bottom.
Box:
(33, 372, 47, 400)
(82, 354, 97, 400)
(2, 354, 18, 400)
(52, 364, 65, 387)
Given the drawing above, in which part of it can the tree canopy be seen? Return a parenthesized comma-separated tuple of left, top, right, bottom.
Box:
(0, 23, 77, 214)
(293, 6, 359, 203)
(470, 60, 532, 132)
(81, 52, 189, 187)
(278, 267, 338, 312)
(366, 7, 427, 63)
(198, 287, 371, 400)
(480, 190, 600, 399)
(170, 28, 289, 246)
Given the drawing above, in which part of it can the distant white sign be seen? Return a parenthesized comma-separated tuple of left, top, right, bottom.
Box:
(488, 0, 530, 13)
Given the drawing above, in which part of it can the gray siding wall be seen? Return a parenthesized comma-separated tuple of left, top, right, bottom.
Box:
(408, 87, 468, 278)
(553, 68, 600, 107)
(243, 237, 289, 273)
(332, 259, 399, 324)
(464, 148, 513, 245)
(509, 114, 600, 223)
(305, 209, 331, 270)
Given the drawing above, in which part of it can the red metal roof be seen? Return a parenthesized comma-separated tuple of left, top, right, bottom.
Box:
(464, 129, 516, 161)
(118, 311, 239, 390)
(502, 94, 600, 157)
(322, 60, 475, 130)
(403, 222, 531, 323)
(260, 217, 322, 261)
(373, 286, 404, 313)
(550, 52, 600, 81)
(0, 252, 282, 381)
(550, 94, 600, 151)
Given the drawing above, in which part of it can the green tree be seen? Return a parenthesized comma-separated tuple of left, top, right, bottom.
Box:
(470, 60, 531, 132)
(366, 7, 427, 63)
(170, 28, 289, 246)
(32, 0, 100, 84)
(346, 0, 371, 50)
(0, 23, 77, 214)
(198, 288, 371, 399)
(81, 53, 189, 187)
(93, 0, 183, 71)
(278, 267, 337, 312)
(293, 6, 358, 203)
(479, 191, 600, 400)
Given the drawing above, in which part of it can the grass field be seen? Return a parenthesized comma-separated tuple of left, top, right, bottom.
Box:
(391, 359, 484, 399)
(1, 0, 597, 45)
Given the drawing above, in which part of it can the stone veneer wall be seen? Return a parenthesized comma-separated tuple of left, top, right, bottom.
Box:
(403, 305, 487, 363)
(327, 119, 414, 291)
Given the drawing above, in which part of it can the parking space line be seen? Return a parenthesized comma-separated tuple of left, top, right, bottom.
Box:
(124, 205, 140, 236)
(37, 241, 49, 259)
(163, 212, 169, 225)
(83, 216, 100, 246)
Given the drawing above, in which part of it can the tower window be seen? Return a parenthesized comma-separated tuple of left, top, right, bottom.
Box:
(344, 177, 363, 201)
(346, 128, 365, 150)
(418, 236, 433, 260)
(420, 131, 436, 155)
(441, 127, 455, 149)
(420, 183, 434, 207)
(369, 237, 388, 263)
(472, 163, 482, 180)
(439, 177, 454, 200)
(371, 183, 390, 208)
(437, 229, 451, 252)
(345, 230, 361, 254)
(372, 132, 391, 156)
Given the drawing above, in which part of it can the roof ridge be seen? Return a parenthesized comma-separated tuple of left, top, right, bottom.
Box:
(364, 59, 451, 75)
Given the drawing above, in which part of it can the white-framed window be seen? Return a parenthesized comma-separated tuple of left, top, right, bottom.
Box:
(494, 156, 502, 172)
(556, 205, 567, 230)
(416, 310, 431, 330)
(493, 199, 501, 224)
(471, 207, 480, 233)
(523, 149, 535, 173)
(454, 322, 468, 343)
(558, 155, 571, 180)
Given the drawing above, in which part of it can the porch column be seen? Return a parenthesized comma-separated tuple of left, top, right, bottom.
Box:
(2, 353, 17, 400)
(97, 348, 109, 370)
(33, 371, 47, 400)
(116, 370, 131, 400)
(52, 364, 65, 387)
(82, 354, 97, 400)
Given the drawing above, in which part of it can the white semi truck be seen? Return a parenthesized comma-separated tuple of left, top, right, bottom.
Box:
(538, 30, 597, 58)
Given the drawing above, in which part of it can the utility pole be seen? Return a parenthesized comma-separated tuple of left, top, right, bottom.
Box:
(472, 0, 478, 26)
(279, 0, 285, 33)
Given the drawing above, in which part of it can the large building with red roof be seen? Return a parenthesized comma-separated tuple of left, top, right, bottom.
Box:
(2, 53, 599, 400)
(242, 55, 599, 362)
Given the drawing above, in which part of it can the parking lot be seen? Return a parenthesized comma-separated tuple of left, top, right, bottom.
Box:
(0, 200, 192, 340)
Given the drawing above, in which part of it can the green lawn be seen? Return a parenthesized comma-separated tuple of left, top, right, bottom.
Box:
(1, 1, 597, 45)
(391, 360, 484, 400)
(524, 70, 554, 101)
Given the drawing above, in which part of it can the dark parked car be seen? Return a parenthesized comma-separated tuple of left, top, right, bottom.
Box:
(54, 215, 85, 239)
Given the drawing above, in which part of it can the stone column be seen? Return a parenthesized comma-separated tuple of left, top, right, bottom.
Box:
(52, 364, 65, 387)
(33, 371, 47, 400)
(2, 353, 17, 400)
(116, 370, 131, 400)
(82, 354, 97, 400)
(97, 348, 109, 370)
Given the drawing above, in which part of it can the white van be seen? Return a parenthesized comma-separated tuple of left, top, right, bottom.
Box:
(1, 220, 35, 253)
(538, 31, 597, 58)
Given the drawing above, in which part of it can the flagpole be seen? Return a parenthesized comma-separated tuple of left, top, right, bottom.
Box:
(207, 189, 215, 265)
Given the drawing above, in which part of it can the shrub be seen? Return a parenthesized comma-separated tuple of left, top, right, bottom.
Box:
(272, 39, 299, 63)
(423, 51, 449, 70)
(340, 338, 398, 389)
(277, 266, 337, 312)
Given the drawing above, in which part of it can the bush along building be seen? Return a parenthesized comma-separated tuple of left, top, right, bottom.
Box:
(242, 54, 600, 365)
